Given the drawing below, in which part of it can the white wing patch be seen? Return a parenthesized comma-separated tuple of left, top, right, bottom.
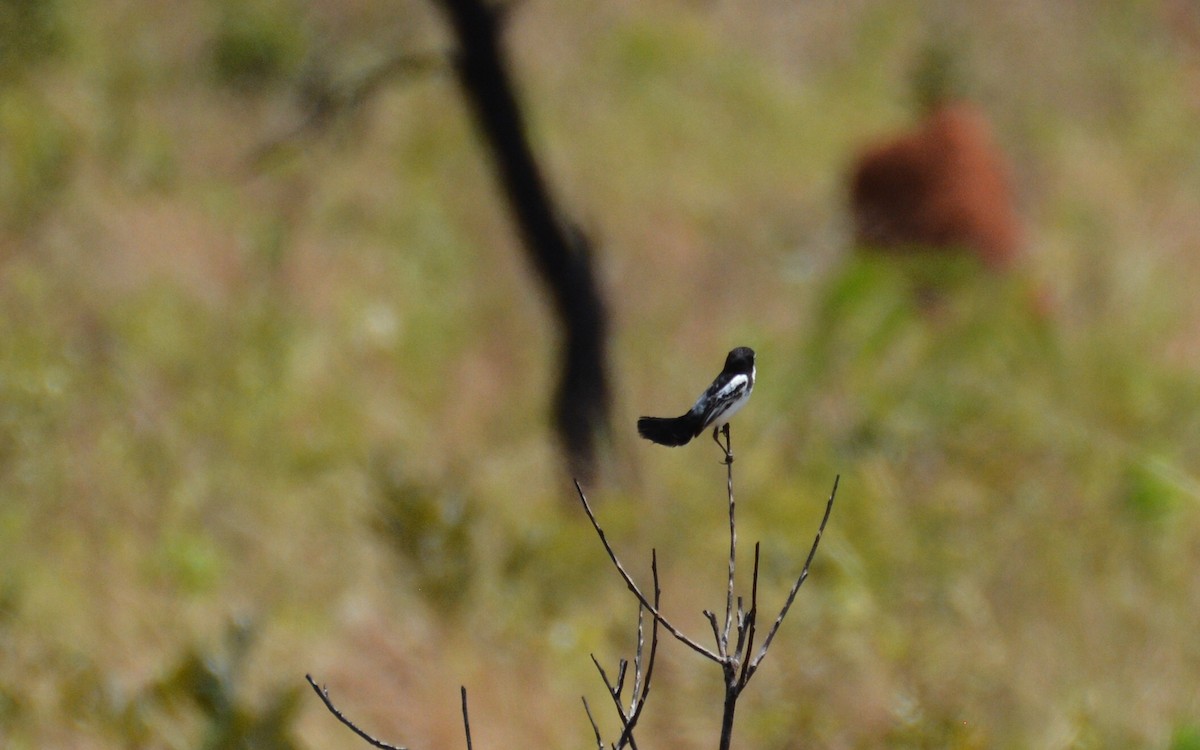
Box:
(697, 373, 753, 430)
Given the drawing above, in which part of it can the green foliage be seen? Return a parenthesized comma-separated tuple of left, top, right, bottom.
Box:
(210, 0, 308, 90)
(1172, 724, 1200, 750)
(129, 619, 307, 748)
(141, 621, 304, 750)
(911, 38, 962, 112)
(1121, 452, 1188, 522)
(372, 458, 476, 613)
(0, 0, 65, 81)
(0, 90, 74, 228)
(0, 621, 302, 749)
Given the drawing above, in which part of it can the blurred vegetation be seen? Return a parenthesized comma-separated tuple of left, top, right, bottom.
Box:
(209, 0, 308, 90)
(371, 457, 476, 613)
(1, 1, 1200, 748)
(0, 0, 66, 80)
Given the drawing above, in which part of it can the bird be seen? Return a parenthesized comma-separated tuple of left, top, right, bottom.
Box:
(637, 347, 755, 453)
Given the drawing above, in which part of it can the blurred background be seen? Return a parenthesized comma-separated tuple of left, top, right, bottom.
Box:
(2, 0, 1200, 747)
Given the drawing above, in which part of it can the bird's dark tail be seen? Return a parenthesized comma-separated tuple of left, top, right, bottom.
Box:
(637, 412, 703, 447)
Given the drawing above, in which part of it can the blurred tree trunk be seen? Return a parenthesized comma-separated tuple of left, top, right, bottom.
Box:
(433, 0, 610, 478)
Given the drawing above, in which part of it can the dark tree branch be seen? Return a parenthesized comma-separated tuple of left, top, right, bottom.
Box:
(306, 674, 408, 750)
(434, 0, 610, 477)
(255, 0, 612, 475)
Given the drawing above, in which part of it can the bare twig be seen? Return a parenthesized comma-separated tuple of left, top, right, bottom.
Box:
(736, 543, 761, 687)
(588, 554, 663, 750)
(460, 687, 473, 750)
(582, 415, 838, 750)
(612, 557, 662, 750)
(747, 475, 839, 677)
(589, 654, 639, 750)
(306, 674, 408, 750)
(629, 607, 646, 703)
(582, 697, 604, 750)
(722, 434, 737, 653)
(732, 596, 749, 662)
(704, 609, 722, 651)
(574, 480, 720, 663)
(591, 655, 629, 719)
(614, 556, 662, 748)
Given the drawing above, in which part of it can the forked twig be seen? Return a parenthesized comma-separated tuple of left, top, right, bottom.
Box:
(613, 556, 661, 750)
(581, 423, 839, 750)
(588, 551, 663, 750)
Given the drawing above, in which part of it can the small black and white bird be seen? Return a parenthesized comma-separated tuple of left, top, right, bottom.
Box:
(637, 347, 756, 449)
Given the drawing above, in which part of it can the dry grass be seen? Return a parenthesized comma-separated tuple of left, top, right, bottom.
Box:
(2, 1, 1200, 748)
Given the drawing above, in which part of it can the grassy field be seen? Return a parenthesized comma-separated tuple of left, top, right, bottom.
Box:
(3, 0, 1200, 748)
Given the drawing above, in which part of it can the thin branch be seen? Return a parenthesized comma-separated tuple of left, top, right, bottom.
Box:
(747, 475, 839, 676)
(582, 697, 604, 750)
(591, 562, 665, 750)
(460, 687, 473, 750)
(590, 654, 638, 750)
(579, 423, 837, 750)
(613, 558, 662, 750)
(704, 610, 723, 653)
(732, 596, 748, 665)
(591, 655, 625, 710)
(722, 431, 737, 654)
(736, 543, 761, 687)
(615, 659, 628, 698)
(629, 606, 646, 702)
(574, 480, 720, 663)
(305, 674, 408, 750)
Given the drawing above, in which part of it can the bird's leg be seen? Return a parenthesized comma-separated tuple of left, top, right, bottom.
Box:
(713, 424, 733, 464)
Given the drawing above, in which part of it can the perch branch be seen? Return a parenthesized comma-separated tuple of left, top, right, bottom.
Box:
(722, 434, 737, 653)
